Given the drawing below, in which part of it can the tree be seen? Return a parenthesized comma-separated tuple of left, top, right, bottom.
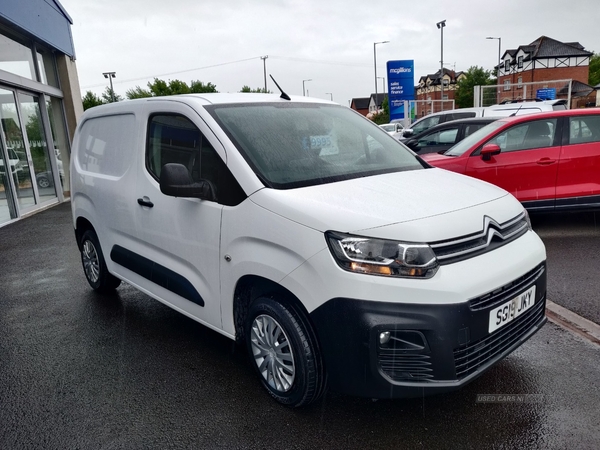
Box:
(125, 86, 152, 99)
(589, 53, 600, 87)
(372, 96, 389, 124)
(82, 90, 104, 110)
(125, 78, 218, 100)
(190, 80, 218, 93)
(455, 66, 494, 108)
(101, 86, 122, 103)
(240, 86, 271, 93)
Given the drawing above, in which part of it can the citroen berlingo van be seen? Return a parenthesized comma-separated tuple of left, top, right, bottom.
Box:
(71, 94, 547, 407)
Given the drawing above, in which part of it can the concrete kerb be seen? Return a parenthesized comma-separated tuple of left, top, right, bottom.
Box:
(546, 300, 600, 346)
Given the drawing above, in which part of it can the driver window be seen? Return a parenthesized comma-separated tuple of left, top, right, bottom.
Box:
(412, 116, 440, 134)
(146, 114, 245, 206)
(418, 128, 458, 147)
(486, 119, 557, 152)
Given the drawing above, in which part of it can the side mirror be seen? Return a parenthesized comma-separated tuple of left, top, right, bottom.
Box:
(481, 144, 501, 161)
(160, 163, 216, 201)
(405, 139, 418, 151)
(403, 129, 414, 138)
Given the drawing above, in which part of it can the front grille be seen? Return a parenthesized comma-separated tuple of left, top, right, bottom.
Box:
(453, 296, 546, 380)
(469, 263, 546, 311)
(378, 351, 434, 382)
(430, 212, 529, 265)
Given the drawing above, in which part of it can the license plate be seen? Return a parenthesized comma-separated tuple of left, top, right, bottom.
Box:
(488, 286, 536, 333)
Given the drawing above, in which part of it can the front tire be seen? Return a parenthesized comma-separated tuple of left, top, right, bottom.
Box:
(246, 296, 325, 407)
(80, 229, 121, 293)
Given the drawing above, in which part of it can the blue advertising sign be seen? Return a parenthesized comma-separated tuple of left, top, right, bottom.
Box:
(387, 60, 415, 122)
(536, 88, 556, 100)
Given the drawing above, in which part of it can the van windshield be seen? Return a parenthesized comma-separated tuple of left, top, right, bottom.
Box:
(206, 102, 425, 189)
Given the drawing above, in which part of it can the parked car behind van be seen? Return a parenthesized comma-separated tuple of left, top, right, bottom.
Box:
(421, 109, 600, 212)
(71, 94, 547, 406)
(379, 122, 404, 139)
(402, 99, 567, 139)
(402, 117, 499, 154)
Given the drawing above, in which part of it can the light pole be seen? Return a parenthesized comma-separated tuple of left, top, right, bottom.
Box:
(373, 40, 389, 103)
(326, 92, 333, 101)
(486, 37, 501, 104)
(486, 37, 501, 74)
(302, 79, 312, 97)
(102, 72, 116, 102)
(260, 56, 268, 92)
(377, 77, 386, 95)
(436, 20, 446, 108)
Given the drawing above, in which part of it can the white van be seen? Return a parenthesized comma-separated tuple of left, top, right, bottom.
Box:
(401, 99, 567, 138)
(71, 94, 547, 406)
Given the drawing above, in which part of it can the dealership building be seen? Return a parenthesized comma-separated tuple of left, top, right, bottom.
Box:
(0, 0, 81, 227)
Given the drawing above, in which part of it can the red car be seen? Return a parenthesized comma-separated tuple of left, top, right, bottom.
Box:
(421, 109, 600, 212)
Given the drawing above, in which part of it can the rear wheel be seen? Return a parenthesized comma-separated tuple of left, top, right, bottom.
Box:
(246, 296, 325, 407)
(80, 229, 121, 293)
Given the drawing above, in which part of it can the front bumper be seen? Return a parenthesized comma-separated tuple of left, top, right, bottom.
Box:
(309, 263, 547, 399)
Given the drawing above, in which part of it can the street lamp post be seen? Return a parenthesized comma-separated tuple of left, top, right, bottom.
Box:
(377, 77, 386, 95)
(302, 79, 312, 97)
(326, 92, 333, 101)
(486, 37, 502, 74)
(486, 37, 501, 104)
(102, 72, 116, 102)
(260, 56, 268, 92)
(436, 20, 446, 109)
(373, 40, 389, 105)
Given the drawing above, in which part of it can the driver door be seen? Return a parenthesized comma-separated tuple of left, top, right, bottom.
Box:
(465, 118, 560, 204)
(131, 103, 225, 329)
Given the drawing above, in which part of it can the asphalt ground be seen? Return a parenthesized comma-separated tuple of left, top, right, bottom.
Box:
(1, 203, 599, 449)
(531, 210, 600, 325)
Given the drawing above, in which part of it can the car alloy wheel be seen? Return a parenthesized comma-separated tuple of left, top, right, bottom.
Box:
(82, 239, 100, 284)
(250, 314, 296, 392)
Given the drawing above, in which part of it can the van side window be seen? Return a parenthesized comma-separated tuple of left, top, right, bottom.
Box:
(569, 116, 600, 144)
(146, 114, 246, 206)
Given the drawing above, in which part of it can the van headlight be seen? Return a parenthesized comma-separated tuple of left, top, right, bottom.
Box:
(325, 232, 439, 279)
(523, 209, 532, 230)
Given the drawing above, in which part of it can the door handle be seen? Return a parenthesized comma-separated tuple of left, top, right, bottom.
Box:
(536, 158, 556, 165)
(137, 197, 154, 208)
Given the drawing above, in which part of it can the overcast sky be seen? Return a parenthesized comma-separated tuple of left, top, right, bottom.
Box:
(59, 0, 600, 106)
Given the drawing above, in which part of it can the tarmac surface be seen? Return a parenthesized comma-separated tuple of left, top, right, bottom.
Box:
(1, 203, 599, 449)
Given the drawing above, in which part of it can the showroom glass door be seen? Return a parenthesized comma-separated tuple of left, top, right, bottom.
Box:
(0, 87, 37, 213)
(18, 92, 57, 204)
(0, 87, 58, 218)
(0, 134, 17, 225)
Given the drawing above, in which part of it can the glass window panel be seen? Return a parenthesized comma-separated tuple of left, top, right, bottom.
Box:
(0, 31, 36, 81)
(19, 92, 57, 202)
(569, 116, 600, 144)
(486, 119, 557, 152)
(0, 137, 18, 224)
(37, 47, 59, 87)
(0, 88, 36, 209)
(45, 97, 69, 192)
